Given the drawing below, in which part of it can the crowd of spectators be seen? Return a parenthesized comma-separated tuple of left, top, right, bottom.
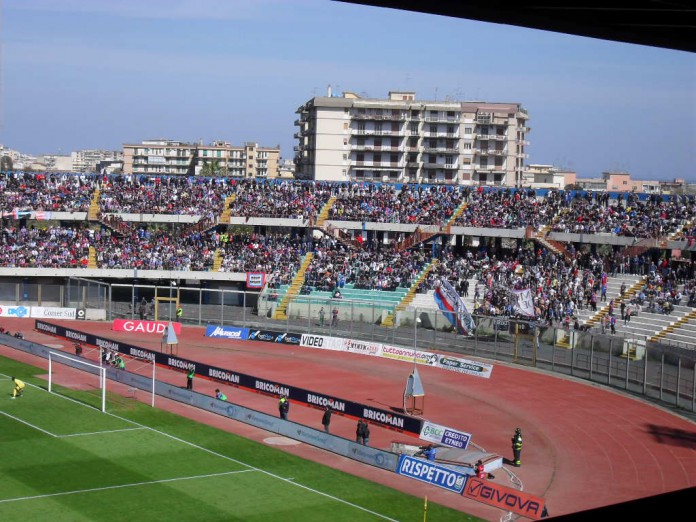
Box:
(0, 172, 94, 213)
(226, 180, 333, 220)
(217, 232, 307, 278)
(0, 225, 91, 268)
(98, 176, 230, 216)
(92, 226, 217, 271)
(2, 173, 695, 242)
(328, 183, 466, 225)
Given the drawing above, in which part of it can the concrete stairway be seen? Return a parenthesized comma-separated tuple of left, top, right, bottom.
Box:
(382, 259, 439, 327)
(88, 189, 101, 221)
(88, 246, 97, 269)
(649, 307, 696, 346)
(272, 252, 313, 320)
(219, 194, 236, 223)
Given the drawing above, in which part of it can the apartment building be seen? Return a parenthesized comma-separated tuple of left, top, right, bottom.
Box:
(294, 89, 530, 186)
(71, 149, 123, 172)
(122, 140, 281, 178)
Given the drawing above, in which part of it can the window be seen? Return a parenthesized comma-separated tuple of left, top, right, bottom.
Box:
(464, 127, 472, 135)
(373, 153, 382, 164)
(410, 123, 419, 134)
(430, 124, 437, 135)
(390, 154, 398, 164)
(375, 123, 382, 134)
(357, 137, 365, 146)
(391, 122, 399, 132)
(344, 122, 349, 130)
(464, 143, 472, 150)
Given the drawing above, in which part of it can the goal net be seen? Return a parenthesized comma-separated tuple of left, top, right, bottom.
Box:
(48, 351, 107, 412)
(102, 350, 156, 408)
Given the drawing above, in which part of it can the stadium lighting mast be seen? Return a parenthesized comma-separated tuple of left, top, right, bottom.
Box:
(169, 280, 176, 321)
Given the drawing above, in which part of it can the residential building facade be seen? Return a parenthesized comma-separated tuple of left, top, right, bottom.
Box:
(71, 150, 123, 172)
(294, 89, 530, 186)
(122, 140, 281, 178)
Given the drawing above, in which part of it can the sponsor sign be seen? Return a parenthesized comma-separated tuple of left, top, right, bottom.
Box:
(246, 272, 266, 289)
(0, 305, 30, 318)
(300, 334, 344, 351)
(420, 421, 471, 450)
(396, 455, 468, 493)
(114, 319, 182, 335)
(343, 339, 382, 356)
(380, 344, 439, 366)
(205, 325, 249, 340)
(30, 307, 77, 319)
(462, 477, 546, 520)
(76, 308, 86, 320)
(248, 329, 283, 343)
(436, 355, 493, 379)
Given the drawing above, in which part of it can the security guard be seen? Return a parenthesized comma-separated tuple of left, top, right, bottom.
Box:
(512, 427, 523, 467)
(176, 306, 183, 319)
(278, 395, 289, 420)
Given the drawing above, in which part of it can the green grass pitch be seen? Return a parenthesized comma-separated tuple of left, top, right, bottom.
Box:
(0, 356, 482, 521)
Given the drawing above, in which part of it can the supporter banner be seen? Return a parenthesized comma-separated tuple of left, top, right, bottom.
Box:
(30, 307, 78, 320)
(420, 421, 471, 450)
(205, 325, 249, 340)
(434, 278, 476, 336)
(462, 477, 546, 520)
(380, 344, 439, 366)
(511, 288, 536, 318)
(113, 319, 182, 335)
(246, 272, 266, 289)
(436, 355, 493, 379)
(300, 333, 345, 351)
(396, 455, 468, 494)
(34, 320, 422, 435)
(0, 305, 31, 318)
(343, 338, 382, 357)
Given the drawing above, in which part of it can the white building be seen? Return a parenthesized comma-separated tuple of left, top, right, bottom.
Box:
(294, 89, 530, 186)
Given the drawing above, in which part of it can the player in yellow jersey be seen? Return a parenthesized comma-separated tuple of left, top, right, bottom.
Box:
(11, 377, 25, 398)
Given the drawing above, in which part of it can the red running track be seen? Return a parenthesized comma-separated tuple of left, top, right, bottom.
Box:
(1, 317, 695, 521)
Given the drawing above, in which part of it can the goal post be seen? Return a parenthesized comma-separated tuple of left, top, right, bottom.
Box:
(49, 351, 106, 412)
(99, 348, 156, 407)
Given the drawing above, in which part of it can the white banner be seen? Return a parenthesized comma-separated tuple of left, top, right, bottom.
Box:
(343, 338, 382, 357)
(511, 288, 536, 317)
(380, 344, 439, 366)
(30, 307, 77, 319)
(435, 354, 493, 379)
(299, 333, 344, 351)
(0, 305, 31, 318)
(420, 421, 472, 450)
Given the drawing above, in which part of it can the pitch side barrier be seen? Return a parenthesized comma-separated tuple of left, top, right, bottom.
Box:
(34, 320, 422, 435)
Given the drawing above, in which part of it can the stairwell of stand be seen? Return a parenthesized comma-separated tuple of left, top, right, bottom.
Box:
(88, 246, 97, 269)
(650, 309, 696, 342)
(212, 249, 224, 272)
(219, 194, 236, 223)
(315, 196, 336, 227)
(382, 259, 439, 327)
(272, 252, 314, 320)
(87, 189, 101, 221)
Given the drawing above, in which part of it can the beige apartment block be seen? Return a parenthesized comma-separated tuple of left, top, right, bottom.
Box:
(122, 140, 280, 178)
(294, 89, 530, 186)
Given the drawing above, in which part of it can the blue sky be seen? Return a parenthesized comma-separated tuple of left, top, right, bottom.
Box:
(1, 0, 694, 181)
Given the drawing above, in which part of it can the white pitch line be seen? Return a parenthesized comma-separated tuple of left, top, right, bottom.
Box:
(57, 427, 146, 438)
(0, 376, 400, 520)
(106, 412, 401, 522)
(0, 409, 58, 437)
(0, 470, 255, 504)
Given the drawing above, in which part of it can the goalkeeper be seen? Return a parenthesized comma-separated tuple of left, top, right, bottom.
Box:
(11, 377, 25, 399)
